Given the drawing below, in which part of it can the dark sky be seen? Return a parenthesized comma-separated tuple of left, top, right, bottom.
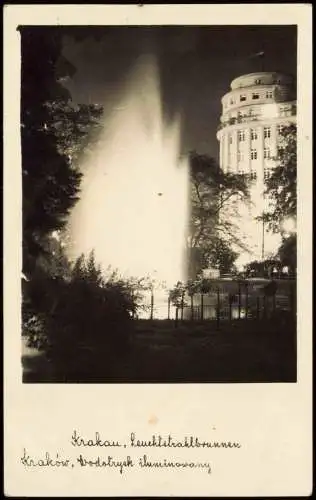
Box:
(62, 25, 297, 159)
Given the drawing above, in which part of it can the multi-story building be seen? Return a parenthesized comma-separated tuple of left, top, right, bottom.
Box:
(216, 71, 296, 267)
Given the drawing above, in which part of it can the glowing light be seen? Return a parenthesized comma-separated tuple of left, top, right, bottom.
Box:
(68, 54, 189, 289)
(51, 230, 60, 241)
(282, 217, 296, 234)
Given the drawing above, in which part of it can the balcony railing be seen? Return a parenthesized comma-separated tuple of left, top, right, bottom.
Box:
(218, 104, 296, 131)
(217, 114, 259, 131)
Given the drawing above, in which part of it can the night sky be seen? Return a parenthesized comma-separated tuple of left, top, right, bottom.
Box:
(62, 25, 297, 160)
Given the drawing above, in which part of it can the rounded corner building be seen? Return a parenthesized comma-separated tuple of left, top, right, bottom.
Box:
(216, 71, 297, 267)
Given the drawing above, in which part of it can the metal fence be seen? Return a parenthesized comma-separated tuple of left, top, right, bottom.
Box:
(135, 279, 296, 322)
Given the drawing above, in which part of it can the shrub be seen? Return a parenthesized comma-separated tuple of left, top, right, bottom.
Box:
(22, 251, 137, 379)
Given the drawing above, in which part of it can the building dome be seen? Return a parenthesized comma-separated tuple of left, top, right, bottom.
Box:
(217, 71, 296, 174)
(218, 71, 296, 124)
(216, 71, 297, 263)
(230, 72, 294, 90)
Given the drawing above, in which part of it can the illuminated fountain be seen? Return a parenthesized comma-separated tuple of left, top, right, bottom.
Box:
(67, 55, 189, 316)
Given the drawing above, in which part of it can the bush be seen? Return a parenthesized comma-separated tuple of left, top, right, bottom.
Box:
(22, 252, 137, 379)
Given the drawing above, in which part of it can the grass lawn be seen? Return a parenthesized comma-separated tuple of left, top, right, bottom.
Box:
(22, 316, 296, 383)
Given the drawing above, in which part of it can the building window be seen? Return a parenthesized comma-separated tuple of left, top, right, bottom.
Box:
(255, 79, 261, 84)
(277, 124, 284, 134)
(278, 146, 285, 158)
(264, 127, 271, 138)
(237, 151, 244, 162)
(251, 129, 258, 140)
(251, 149, 258, 160)
(264, 147, 271, 159)
(266, 90, 273, 98)
(249, 171, 257, 181)
(240, 94, 247, 102)
(238, 168, 245, 175)
(252, 92, 260, 100)
(238, 130, 245, 141)
(237, 113, 244, 121)
(280, 106, 291, 117)
(229, 135, 233, 144)
(264, 167, 271, 180)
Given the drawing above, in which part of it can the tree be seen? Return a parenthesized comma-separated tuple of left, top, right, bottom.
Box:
(244, 259, 282, 278)
(36, 233, 72, 280)
(24, 250, 140, 380)
(211, 239, 239, 275)
(168, 281, 187, 308)
(71, 250, 103, 285)
(277, 233, 297, 274)
(20, 27, 79, 274)
(263, 124, 297, 232)
(20, 27, 104, 276)
(45, 100, 104, 164)
(188, 151, 249, 278)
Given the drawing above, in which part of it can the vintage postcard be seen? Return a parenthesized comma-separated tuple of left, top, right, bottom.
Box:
(3, 4, 312, 497)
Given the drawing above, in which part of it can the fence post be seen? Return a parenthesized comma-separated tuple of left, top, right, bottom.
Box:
(190, 294, 194, 321)
(245, 283, 249, 319)
(181, 291, 184, 321)
(175, 307, 179, 328)
(216, 287, 220, 330)
(150, 289, 154, 320)
(131, 289, 135, 319)
(229, 294, 232, 321)
(201, 293, 204, 321)
(238, 282, 242, 319)
(167, 296, 171, 320)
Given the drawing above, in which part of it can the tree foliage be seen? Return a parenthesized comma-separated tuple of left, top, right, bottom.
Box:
(45, 100, 104, 163)
(244, 259, 282, 278)
(188, 151, 249, 278)
(277, 234, 297, 274)
(20, 27, 103, 275)
(263, 124, 297, 232)
(23, 250, 140, 380)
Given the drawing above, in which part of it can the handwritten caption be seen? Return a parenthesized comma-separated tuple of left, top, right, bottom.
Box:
(21, 430, 242, 475)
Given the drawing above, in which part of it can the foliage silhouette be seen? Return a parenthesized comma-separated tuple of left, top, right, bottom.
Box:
(23, 251, 138, 380)
(188, 151, 249, 278)
(20, 27, 103, 276)
(261, 124, 297, 232)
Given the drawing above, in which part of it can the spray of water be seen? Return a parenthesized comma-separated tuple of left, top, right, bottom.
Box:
(68, 54, 189, 295)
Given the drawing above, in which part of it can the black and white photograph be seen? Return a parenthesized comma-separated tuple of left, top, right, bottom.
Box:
(20, 24, 299, 383)
(3, 4, 312, 498)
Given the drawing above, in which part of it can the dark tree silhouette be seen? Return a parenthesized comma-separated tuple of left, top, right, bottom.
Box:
(188, 151, 249, 278)
(263, 124, 297, 232)
(277, 233, 297, 275)
(20, 28, 80, 274)
(20, 27, 104, 276)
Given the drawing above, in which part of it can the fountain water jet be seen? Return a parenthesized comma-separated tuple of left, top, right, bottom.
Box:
(68, 54, 189, 301)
